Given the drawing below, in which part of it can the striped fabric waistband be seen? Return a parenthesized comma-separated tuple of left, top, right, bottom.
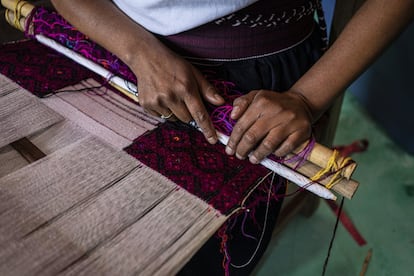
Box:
(158, 0, 318, 60)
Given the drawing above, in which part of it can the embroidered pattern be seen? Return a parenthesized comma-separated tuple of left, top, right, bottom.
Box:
(214, 1, 315, 28)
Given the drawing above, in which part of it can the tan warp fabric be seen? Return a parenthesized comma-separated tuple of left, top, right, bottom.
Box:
(0, 74, 64, 148)
(0, 135, 225, 275)
(41, 78, 161, 150)
(0, 75, 227, 275)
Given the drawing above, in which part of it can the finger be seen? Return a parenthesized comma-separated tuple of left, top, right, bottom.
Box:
(248, 128, 285, 164)
(167, 101, 192, 122)
(233, 114, 277, 160)
(230, 92, 256, 120)
(225, 107, 259, 158)
(193, 69, 224, 106)
(273, 130, 310, 157)
(159, 109, 175, 120)
(173, 70, 221, 144)
(144, 108, 162, 118)
(184, 94, 218, 144)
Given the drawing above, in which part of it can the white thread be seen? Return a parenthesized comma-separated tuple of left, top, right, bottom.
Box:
(231, 172, 276, 268)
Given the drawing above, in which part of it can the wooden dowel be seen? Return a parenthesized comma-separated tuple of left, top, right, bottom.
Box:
(292, 141, 357, 180)
(359, 248, 373, 276)
(283, 158, 359, 199)
(1, 0, 35, 17)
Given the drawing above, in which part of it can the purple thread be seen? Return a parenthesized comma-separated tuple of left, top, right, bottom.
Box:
(27, 7, 137, 84)
(241, 210, 258, 241)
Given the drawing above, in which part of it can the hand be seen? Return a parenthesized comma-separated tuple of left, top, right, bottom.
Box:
(133, 44, 224, 143)
(225, 90, 314, 163)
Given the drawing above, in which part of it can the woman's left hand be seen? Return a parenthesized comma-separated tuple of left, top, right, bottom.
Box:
(225, 90, 315, 164)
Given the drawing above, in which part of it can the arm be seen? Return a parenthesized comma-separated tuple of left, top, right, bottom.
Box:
(226, 0, 414, 164)
(51, 0, 224, 144)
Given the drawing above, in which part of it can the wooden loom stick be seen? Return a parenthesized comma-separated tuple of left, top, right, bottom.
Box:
(216, 132, 337, 200)
(3, 2, 359, 200)
(282, 158, 358, 199)
(35, 34, 140, 102)
(293, 141, 357, 180)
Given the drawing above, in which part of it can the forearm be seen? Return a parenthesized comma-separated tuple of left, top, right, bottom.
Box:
(51, 0, 224, 144)
(50, 0, 163, 72)
(292, 0, 414, 121)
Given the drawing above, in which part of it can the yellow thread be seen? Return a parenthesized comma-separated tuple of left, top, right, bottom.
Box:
(310, 150, 339, 182)
(10, 0, 28, 31)
(108, 81, 139, 103)
(311, 150, 353, 189)
(5, 9, 12, 26)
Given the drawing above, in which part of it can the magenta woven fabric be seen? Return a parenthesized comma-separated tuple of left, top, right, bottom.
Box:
(0, 40, 96, 97)
(124, 122, 275, 215)
(27, 7, 136, 85)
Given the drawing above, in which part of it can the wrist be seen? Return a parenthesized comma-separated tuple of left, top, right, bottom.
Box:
(287, 89, 322, 124)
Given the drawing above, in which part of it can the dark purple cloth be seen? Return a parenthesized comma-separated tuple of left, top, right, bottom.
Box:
(160, 0, 318, 59)
(0, 40, 96, 97)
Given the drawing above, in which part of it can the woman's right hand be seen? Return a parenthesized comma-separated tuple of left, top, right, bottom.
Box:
(131, 42, 225, 144)
(51, 0, 225, 144)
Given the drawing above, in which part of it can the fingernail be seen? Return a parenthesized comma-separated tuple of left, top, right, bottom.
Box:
(249, 155, 259, 164)
(225, 146, 234, 155)
(236, 153, 245, 160)
(214, 93, 223, 101)
(207, 136, 217, 144)
(230, 106, 239, 118)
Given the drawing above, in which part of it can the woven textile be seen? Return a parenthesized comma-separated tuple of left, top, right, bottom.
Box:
(125, 122, 275, 215)
(0, 40, 96, 96)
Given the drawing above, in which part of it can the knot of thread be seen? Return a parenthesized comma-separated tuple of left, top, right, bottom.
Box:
(310, 149, 353, 189)
(12, 0, 28, 31)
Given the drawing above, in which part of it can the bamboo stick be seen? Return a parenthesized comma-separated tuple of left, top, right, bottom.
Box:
(293, 141, 357, 179)
(283, 158, 359, 199)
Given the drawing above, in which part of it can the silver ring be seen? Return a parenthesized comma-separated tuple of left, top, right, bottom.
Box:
(160, 112, 173, 120)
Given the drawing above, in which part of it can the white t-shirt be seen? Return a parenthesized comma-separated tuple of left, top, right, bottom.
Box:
(112, 0, 258, 35)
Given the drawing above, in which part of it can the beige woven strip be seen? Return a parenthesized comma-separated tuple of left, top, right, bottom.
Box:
(0, 145, 29, 178)
(146, 210, 227, 276)
(28, 120, 89, 155)
(0, 158, 180, 274)
(42, 79, 160, 149)
(0, 76, 228, 275)
(0, 135, 138, 244)
(42, 93, 132, 149)
(0, 74, 64, 148)
(0, 120, 87, 178)
(0, 134, 226, 275)
(81, 78, 161, 128)
(62, 189, 225, 276)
